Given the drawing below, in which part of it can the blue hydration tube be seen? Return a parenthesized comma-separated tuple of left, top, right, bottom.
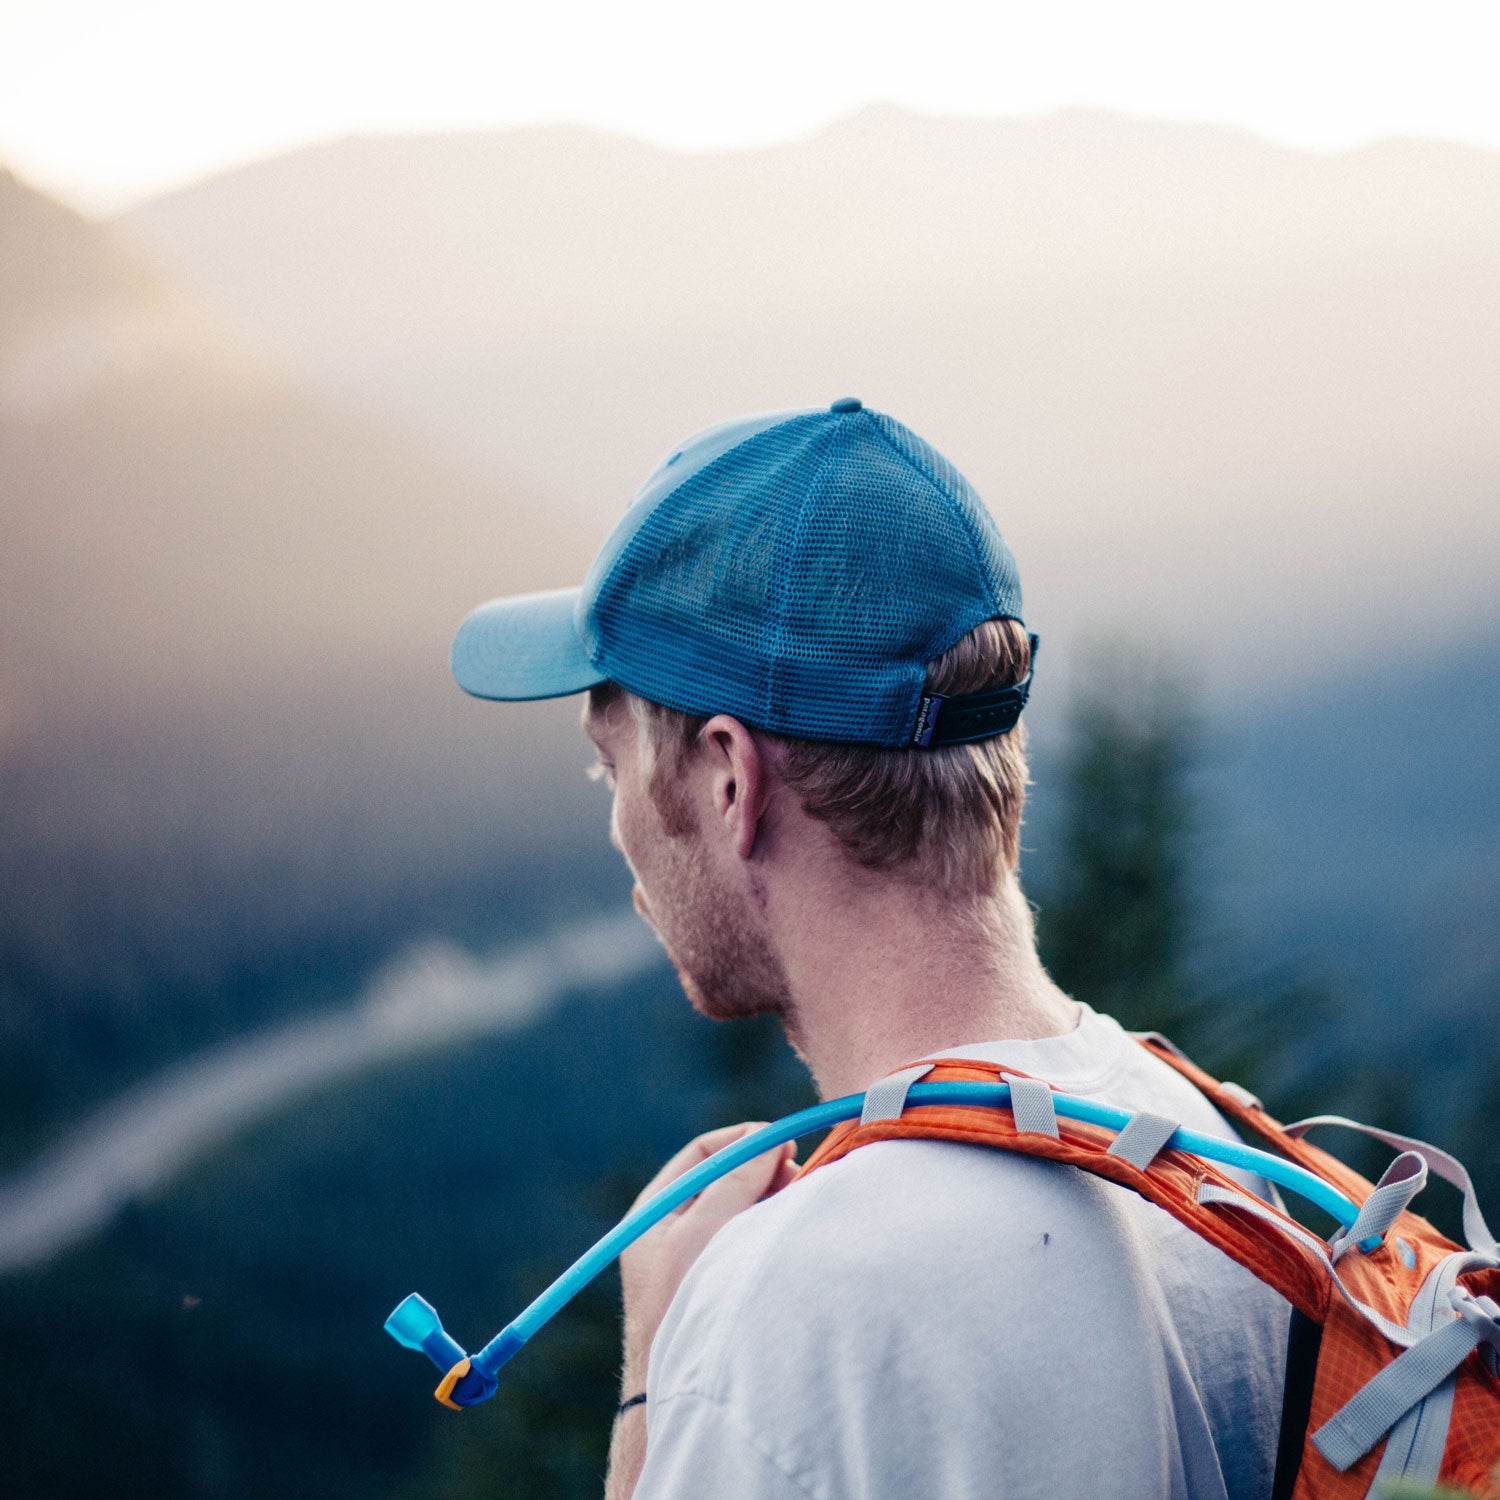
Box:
(385, 1080, 1360, 1408)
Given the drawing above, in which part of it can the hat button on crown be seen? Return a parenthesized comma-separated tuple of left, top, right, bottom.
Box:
(829, 397, 863, 413)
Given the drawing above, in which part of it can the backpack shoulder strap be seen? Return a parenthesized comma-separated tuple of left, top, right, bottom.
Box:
(1128, 1033, 1383, 1209)
(797, 1055, 1333, 1321)
(796, 1049, 1500, 1498)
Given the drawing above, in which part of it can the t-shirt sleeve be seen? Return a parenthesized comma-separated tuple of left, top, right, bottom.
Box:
(634, 1390, 819, 1500)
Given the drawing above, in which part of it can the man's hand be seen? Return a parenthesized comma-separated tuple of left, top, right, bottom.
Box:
(606, 1122, 797, 1500)
(620, 1121, 798, 1390)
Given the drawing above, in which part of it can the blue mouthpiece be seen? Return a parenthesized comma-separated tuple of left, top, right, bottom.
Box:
(385, 1293, 467, 1372)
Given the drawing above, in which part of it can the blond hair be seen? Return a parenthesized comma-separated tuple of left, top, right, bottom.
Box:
(600, 618, 1033, 898)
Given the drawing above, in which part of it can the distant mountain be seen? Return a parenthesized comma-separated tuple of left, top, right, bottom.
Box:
(0, 163, 595, 719)
(0, 164, 610, 1150)
(117, 105, 1500, 696)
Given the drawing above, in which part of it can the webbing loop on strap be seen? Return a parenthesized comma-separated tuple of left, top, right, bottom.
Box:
(1106, 1111, 1181, 1171)
(859, 1064, 935, 1125)
(1002, 1074, 1059, 1138)
(1286, 1115, 1498, 1257)
(1220, 1081, 1263, 1110)
(1329, 1151, 1428, 1261)
(1130, 1029, 1190, 1062)
(1311, 1289, 1500, 1473)
(1453, 1287, 1500, 1377)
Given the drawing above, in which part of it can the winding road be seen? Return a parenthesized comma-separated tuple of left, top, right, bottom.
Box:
(0, 912, 663, 1275)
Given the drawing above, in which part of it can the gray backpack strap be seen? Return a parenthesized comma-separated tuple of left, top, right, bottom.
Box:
(1312, 1287, 1500, 1473)
(1366, 1250, 1496, 1495)
(1286, 1115, 1497, 1257)
(1327, 1151, 1428, 1261)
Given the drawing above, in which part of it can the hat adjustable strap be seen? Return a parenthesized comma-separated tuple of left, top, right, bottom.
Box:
(910, 634, 1040, 747)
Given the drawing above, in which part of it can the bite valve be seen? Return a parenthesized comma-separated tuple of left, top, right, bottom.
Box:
(384, 1293, 521, 1409)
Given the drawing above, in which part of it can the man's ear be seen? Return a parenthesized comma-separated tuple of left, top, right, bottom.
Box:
(699, 715, 772, 859)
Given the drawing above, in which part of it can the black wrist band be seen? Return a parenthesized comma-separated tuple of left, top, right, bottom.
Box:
(616, 1392, 647, 1417)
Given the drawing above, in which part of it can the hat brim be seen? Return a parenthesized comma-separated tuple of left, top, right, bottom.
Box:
(451, 586, 606, 701)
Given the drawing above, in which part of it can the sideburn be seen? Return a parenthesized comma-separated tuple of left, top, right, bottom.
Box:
(646, 749, 701, 841)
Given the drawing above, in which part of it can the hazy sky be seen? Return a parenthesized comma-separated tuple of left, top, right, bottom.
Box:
(2, 0, 1498, 216)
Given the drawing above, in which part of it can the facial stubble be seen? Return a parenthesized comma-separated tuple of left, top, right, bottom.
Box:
(633, 775, 794, 1027)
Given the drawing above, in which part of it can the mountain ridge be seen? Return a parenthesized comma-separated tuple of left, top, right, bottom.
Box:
(108, 105, 1500, 698)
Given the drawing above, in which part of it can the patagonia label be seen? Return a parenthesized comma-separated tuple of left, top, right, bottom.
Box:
(912, 693, 944, 747)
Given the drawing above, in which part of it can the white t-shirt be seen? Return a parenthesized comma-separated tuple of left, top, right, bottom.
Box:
(635, 1002, 1293, 1500)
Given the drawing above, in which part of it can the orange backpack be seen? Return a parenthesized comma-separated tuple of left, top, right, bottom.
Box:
(796, 1037, 1500, 1499)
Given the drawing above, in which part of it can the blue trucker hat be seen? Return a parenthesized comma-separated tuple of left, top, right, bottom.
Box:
(451, 398, 1036, 748)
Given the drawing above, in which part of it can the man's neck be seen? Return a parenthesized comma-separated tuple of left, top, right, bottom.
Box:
(775, 873, 1081, 1100)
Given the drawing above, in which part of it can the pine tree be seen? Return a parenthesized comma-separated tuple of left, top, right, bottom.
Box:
(1034, 660, 1331, 1115)
(1036, 668, 1201, 1038)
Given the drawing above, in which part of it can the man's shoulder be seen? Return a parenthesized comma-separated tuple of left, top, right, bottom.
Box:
(731, 1130, 1127, 1268)
(663, 1011, 1286, 1344)
(649, 1130, 1187, 1397)
(643, 1117, 1291, 1500)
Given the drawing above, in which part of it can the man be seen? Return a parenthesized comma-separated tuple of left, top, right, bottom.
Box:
(452, 399, 1291, 1498)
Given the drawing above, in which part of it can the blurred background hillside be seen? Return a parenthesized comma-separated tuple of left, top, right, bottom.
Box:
(1, 4, 1498, 1492)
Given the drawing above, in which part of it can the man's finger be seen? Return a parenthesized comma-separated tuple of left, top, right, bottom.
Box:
(765, 1146, 800, 1197)
(693, 1140, 796, 1221)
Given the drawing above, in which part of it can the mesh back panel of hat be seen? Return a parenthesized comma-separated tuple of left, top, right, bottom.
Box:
(588, 408, 1023, 745)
